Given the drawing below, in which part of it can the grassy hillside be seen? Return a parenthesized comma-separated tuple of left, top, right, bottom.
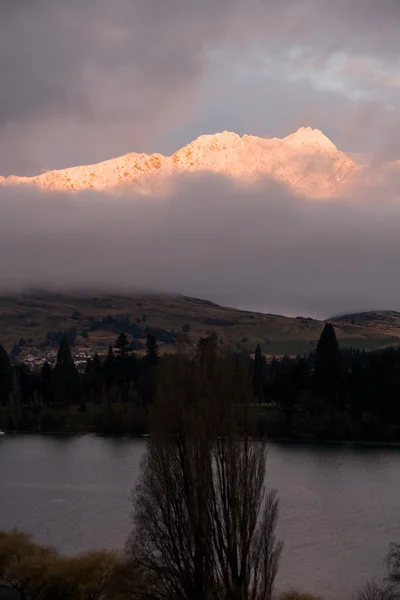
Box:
(0, 293, 399, 360)
(332, 310, 400, 335)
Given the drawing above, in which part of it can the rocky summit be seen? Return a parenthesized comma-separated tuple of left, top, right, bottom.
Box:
(0, 127, 358, 198)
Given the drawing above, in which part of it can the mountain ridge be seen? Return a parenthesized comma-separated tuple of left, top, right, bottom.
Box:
(1, 293, 400, 362)
(0, 126, 358, 197)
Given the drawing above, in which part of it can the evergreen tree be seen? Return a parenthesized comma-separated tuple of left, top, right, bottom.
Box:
(85, 357, 94, 374)
(83, 353, 104, 403)
(275, 356, 310, 426)
(50, 336, 81, 405)
(292, 356, 310, 395)
(115, 332, 129, 358)
(146, 334, 160, 367)
(196, 332, 218, 365)
(55, 336, 74, 368)
(41, 362, 53, 405)
(0, 344, 12, 405)
(10, 344, 21, 359)
(106, 345, 114, 363)
(313, 323, 346, 413)
(348, 351, 367, 426)
(253, 344, 266, 401)
(104, 345, 115, 390)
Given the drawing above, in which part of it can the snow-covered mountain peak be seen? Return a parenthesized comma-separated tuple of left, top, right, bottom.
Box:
(0, 127, 358, 197)
(284, 126, 337, 151)
(193, 131, 241, 146)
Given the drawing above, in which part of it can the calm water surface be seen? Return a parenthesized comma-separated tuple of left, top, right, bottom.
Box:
(1, 434, 400, 598)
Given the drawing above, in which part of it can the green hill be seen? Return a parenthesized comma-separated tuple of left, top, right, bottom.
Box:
(0, 293, 399, 361)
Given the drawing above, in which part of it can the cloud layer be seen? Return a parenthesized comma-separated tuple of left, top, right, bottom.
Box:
(1, 172, 400, 319)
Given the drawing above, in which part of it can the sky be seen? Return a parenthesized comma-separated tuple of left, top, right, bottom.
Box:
(1, 0, 400, 318)
(2, 0, 400, 175)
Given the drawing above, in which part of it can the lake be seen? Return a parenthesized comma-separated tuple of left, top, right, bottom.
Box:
(1, 434, 399, 599)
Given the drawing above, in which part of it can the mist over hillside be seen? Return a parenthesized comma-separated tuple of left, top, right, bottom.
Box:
(1, 151, 400, 319)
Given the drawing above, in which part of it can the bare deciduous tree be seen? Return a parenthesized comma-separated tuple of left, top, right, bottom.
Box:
(127, 354, 216, 600)
(387, 544, 400, 591)
(209, 356, 282, 600)
(127, 347, 282, 600)
(354, 544, 400, 600)
(354, 581, 392, 600)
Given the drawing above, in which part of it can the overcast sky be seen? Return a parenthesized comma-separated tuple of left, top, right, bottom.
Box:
(1, 0, 400, 318)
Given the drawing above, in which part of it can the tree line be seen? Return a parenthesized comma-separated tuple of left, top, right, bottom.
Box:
(2, 324, 400, 440)
(253, 324, 400, 440)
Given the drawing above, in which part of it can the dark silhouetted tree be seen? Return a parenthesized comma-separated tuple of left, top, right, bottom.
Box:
(0, 344, 12, 405)
(115, 332, 129, 359)
(106, 345, 114, 364)
(10, 345, 21, 359)
(50, 336, 81, 405)
(41, 362, 53, 405)
(253, 344, 266, 401)
(313, 323, 346, 416)
(196, 332, 218, 366)
(104, 345, 116, 391)
(146, 334, 159, 367)
(128, 353, 282, 600)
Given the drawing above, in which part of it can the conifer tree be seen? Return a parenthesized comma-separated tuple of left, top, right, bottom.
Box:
(41, 362, 53, 405)
(50, 335, 81, 405)
(253, 343, 266, 401)
(196, 332, 218, 365)
(104, 345, 115, 391)
(93, 353, 101, 368)
(106, 345, 114, 363)
(0, 344, 12, 405)
(115, 332, 129, 358)
(146, 334, 159, 367)
(313, 323, 346, 414)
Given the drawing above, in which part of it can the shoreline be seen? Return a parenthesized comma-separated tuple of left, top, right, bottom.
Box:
(4, 430, 400, 447)
(266, 436, 400, 448)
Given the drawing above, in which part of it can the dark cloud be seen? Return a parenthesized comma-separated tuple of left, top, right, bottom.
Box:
(1, 0, 400, 175)
(0, 0, 242, 174)
(1, 172, 400, 319)
(249, 0, 400, 57)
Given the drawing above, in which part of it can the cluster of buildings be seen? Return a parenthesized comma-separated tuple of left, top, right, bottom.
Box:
(13, 346, 103, 371)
